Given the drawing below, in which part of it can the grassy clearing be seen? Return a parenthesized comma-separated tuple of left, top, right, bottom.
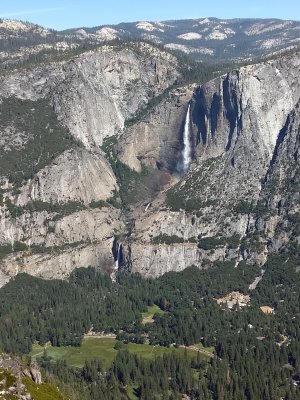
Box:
(30, 337, 211, 371)
(125, 342, 204, 361)
(142, 304, 165, 324)
(30, 337, 118, 370)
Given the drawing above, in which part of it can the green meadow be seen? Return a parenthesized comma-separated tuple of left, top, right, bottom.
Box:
(30, 336, 211, 370)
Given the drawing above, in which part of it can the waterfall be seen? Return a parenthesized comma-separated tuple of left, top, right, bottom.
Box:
(144, 202, 151, 212)
(115, 243, 123, 270)
(181, 103, 192, 173)
(112, 237, 123, 271)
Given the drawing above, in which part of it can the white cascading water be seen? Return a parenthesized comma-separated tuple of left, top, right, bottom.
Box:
(115, 244, 119, 270)
(115, 243, 122, 270)
(182, 103, 191, 172)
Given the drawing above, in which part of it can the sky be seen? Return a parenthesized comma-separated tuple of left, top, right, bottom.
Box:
(0, 0, 300, 30)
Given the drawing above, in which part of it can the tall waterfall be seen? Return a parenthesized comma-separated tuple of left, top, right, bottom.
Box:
(182, 103, 192, 173)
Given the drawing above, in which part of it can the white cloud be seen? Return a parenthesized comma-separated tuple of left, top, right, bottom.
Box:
(0, 7, 67, 18)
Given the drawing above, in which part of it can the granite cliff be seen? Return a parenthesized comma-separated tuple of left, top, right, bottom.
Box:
(0, 42, 179, 283)
(125, 51, 300, 276)
(0, 37, 299, 283)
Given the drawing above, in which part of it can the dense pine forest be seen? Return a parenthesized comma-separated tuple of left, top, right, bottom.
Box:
(0, 243, 299, 399)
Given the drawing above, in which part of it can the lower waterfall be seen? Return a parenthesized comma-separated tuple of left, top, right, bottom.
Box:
(115, 243, 123, 270)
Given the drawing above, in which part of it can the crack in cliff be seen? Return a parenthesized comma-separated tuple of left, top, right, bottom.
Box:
(223, 73, 239, 151)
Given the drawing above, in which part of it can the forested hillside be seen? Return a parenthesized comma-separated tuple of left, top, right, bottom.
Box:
(0, 242, 299, 398)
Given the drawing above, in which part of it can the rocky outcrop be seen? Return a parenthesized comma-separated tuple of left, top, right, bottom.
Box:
(128, 205, 244, 276)
(130, 242, 200, 277)
(17, 148, 117, 206)
(130, 240, 232, 277)
(0, 205, 123, 280)
(0, 269, 10, 287)
(0, 354, 44, 399)
(29, 362, 42, 385)
(0, 205, 122, 247)
(0, 352, 64, 399)
(1, 241, 115, 280)
(133, 208, 249, 241)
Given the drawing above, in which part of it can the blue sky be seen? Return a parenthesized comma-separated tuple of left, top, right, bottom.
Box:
(1, 0, 300, 30)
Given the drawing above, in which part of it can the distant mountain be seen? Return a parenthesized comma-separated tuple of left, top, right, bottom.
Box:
(1, 17, 300, 64)
(65, 17, 300, 61)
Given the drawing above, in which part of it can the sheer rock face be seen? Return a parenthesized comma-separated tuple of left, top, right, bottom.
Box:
(0, 206, 123, 280)
(128, 53, 300, 276)
(0, 45, 179, 148)
(118, 87, 194, 172)
(0, 207, 122, 248)
(0, 46, 299, 282)
(190, 54, 300, 204)
(255, 102, 300, 251)
(130, 242, 201, 277)
(49, 47, 179, 148)
(16, 148, 117, 206)
(130, 241, 228, 278)
(1, 242, 114, 280)
(193, 58, 300, 158)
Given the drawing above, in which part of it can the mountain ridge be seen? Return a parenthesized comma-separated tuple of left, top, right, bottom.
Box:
(1, 16, 300, 63)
